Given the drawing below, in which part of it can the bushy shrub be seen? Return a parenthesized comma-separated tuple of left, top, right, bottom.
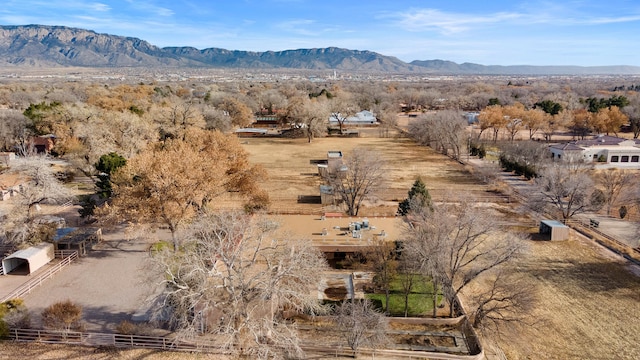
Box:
(619, 205, 628, 219)
(41, 300, 83, 332)
(0, 299, 31, 338)
(115, 320, 153, 336)
(499, 154, 538, 179)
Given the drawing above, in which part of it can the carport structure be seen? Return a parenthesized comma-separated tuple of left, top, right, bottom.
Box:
(2, 243, 54, 275)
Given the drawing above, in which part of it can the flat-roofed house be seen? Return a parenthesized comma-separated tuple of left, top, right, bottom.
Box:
(549, 135, 640, 168)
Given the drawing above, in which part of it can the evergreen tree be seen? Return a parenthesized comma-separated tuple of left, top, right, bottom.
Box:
(397, 177, 432, 216)
(95, 152, 126, 198)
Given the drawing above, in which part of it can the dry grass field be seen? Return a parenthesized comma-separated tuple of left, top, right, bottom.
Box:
(240, 130, 492, 215)
(492, 234, 640, 360)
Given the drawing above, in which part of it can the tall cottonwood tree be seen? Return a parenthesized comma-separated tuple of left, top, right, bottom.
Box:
(622, 103, 640, 139)
(533, 163, 601, 220)
(219, 97, 254, 128)
(468, 270, 536, 331)
(323, 148, 385, 216)
(522, 108, 546, 140)
(363, 236, 397, 314)
(404, 199, 526, 317)
(477, 105, 506, 142)
(410, 110, 468, 160)
(328, 92, 358, 133)
(282, 96, 328, 142)
(503, 103, 526, 142)
(595, 169, 635, 216)
(333, 299, 388, 356)
(1, 156, 73, 246)
(0, 109, 28, 152)
(150, 211, 328, 359)
(107, 129, 268, 250)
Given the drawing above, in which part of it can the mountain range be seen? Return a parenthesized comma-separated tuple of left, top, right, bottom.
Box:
(1, 25, 639, 75)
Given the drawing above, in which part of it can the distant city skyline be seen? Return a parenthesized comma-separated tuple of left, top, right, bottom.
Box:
(2, 0, 639, 66)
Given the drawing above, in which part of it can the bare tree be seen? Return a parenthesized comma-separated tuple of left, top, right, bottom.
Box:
(404, 199, 526, 317)
(202, 107, 232, 132)
(397, 248, 422, 317)
(622, 104, 640, 139)
(534, 163, 601, 220)
(329, 92, 358, 133)
(0, 109, 28, 151)
(282, 96, 329, 142)
(333, 299, 389, 356)
(363, 236, 397, 314)
(149, 211, 328, 359)
(468, 270, 536, 331)
(410, 110, 468, 161)
(1, 156, 74, 246)
(594, 169, 635, 216)
(323, 148, 386, 216)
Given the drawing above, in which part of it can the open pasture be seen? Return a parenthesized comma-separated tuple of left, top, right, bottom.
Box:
(240, 133, 492, 215)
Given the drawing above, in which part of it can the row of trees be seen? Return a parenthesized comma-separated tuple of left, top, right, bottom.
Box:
(477, 101, 635, 142)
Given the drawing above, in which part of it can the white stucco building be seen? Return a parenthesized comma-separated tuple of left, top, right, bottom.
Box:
(549, 135, 640, 168)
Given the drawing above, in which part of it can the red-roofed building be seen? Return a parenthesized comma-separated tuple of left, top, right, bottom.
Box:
(30, 135, 56, 153)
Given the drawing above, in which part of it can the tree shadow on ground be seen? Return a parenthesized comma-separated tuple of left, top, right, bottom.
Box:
(526, 260, 640, 300)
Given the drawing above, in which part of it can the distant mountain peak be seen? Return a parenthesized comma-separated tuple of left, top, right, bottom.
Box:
(1, 25, 639, 74)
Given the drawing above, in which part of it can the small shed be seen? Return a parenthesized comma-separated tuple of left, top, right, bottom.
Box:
(320, 185, 335, 206)
(53, 227, 103, 256)
(539, 220, 570, 241)
(2, 243, 54, 275)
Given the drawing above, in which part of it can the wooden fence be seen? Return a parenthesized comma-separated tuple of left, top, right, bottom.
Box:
(6, 328, 484, 359)
(564, 218, 640, 262)
(0, 250, 78, 303)
(506, 182, 640, 263)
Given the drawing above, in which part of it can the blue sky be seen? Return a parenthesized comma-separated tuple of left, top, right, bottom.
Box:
(2, 0, 640, 66)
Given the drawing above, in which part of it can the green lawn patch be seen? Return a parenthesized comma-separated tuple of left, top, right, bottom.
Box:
(366, 274, 443, 317)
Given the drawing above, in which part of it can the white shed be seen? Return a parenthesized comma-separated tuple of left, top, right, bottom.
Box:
(2, 243, 54, 275)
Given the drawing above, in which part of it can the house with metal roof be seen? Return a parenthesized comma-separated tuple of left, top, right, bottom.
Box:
(328, 110, 378, 126)
(2, 243, 54, 275)
(549, 135, 640, 168)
